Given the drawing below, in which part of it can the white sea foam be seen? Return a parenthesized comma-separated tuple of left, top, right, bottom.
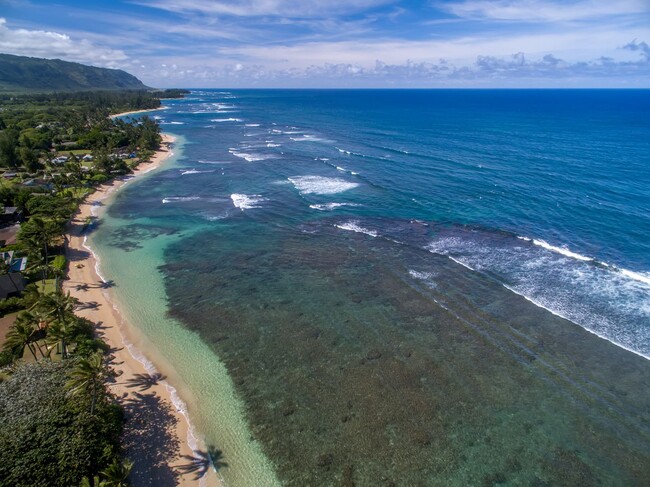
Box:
(309, 202, 361, 211)
(211, 118, 243, 122)
(245, 123, 261, 127)
(519, 236, 650, 286)
(170, 121, 184, 125)
(230, 193, 266, 210)
(290, 134, 327, 142)
(530, 238, 593, 261)
(162, 196, 201, 204)
(409, 270, 436, 280)
(427, 233, 650, 358)
(229, 150, 274, 162)
(619, 268, 650, 286)
(266, 143, 281, 148)
(335, 221, 378, 237)
(180, 169, 214, 175)
(288, 175, 359, 195)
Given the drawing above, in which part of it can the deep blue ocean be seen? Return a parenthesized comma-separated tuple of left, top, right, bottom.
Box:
(156, 89, 650, 357)
(112, 90, 650, 485)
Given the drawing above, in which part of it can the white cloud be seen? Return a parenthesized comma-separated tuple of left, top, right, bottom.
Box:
(0, 18, 128, 66)
(133, 0, 395, 18)
(441, 0, 650, 23)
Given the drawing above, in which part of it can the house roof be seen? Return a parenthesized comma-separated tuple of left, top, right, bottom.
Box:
(0, 273, 26, 299)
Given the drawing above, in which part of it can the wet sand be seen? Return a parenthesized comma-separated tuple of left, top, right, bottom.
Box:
(63, 134, 219, 486)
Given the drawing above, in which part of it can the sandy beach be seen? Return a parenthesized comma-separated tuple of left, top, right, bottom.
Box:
(109, 107, 167, 119)
(63, 134, 219, 486)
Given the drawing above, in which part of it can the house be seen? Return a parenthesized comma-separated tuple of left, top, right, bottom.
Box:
(51, 156, 68, 165)
(1, 251, 27, 272)
(0, 273, 26, 300)
(0, 207, 24, 225)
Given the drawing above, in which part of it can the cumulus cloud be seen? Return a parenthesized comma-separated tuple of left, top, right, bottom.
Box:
(441, 0, 649, 22)
(131, 39, 650, 88)
(0, 18, 128, 67)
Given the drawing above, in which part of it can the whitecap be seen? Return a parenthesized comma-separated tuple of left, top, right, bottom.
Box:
(309, 203, 361, 211)
(162, 196, 201, 204)
(288, 175, 359, 195)
(180, 169, 214, 175)
(408, 270, 436, 280)
(335, 220, 378, 237)
(245, 123, 261, 127)
(210, 118, 243, 122)
(229, 150, 274, 162)
(230, 193, 266, 210)
(530, 239, 593, 262)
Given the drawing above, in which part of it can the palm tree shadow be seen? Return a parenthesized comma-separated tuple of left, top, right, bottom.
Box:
(126, 372, 166, 391)
(121, 392, 180, 486)
(177, 446, 228, 480)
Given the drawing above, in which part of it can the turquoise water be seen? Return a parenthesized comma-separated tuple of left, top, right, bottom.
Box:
(88, 139, 280, 486)
(99, 90, 650, 485)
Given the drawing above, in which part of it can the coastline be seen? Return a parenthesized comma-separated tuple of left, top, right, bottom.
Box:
(110, 107, 167, 119)
(63, 134, 219, 486)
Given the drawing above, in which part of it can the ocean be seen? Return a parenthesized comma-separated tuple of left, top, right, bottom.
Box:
(94, 90, 650, 485)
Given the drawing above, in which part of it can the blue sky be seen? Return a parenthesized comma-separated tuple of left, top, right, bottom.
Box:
(1, 0, 649, 87)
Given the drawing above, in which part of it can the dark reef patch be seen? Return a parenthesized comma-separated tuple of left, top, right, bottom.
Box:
(161, 221, 650, 486)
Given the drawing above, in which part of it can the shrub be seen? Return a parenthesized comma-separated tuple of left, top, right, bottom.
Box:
(0, 361, 123, 486)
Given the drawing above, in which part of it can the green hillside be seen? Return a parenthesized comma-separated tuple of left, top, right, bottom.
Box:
(0, 53, 149, 93)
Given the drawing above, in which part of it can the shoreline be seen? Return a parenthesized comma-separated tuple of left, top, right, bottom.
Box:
(110, 107, 167, 119)
(63, 134, 219, 486)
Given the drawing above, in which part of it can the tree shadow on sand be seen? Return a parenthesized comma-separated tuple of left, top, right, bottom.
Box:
(125, 372, 167, 392)
(177, 446, 228, 480)
(75, 300, 100, 311)
(121, 392, 180, 487)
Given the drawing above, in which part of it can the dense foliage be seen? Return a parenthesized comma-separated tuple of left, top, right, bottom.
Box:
(0, 84, 183, 486)
(0, 53, 148, 93)
(0, 361, 122, 487)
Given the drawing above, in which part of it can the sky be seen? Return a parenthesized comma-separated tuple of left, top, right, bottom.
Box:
(0, 0, 649, 88)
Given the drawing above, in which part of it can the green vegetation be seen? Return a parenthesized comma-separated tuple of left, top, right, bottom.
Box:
(0, 81, 185, 485)
(0, 360, 123, 486)
(0, 53, 148, 93)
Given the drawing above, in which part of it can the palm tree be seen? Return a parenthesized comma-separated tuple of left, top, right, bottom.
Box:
(15, 311, 47, 358)
(3, 317, 38, 361)
(39, 291, 78, 358)
(100, 458, 133, 487)
(65, 351, 105, 414)
(18, 216, 62, 284)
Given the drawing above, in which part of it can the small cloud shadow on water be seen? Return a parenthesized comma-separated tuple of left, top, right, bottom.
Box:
(177, 446, 228, 480)
(121, 392, 180, 487)
(126, 372, 166, 392)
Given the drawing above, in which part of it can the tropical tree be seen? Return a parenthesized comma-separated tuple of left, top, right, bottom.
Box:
(39, 291, 78, 358)
(100, 458, 133, 487)
(18, 216, 64, 281)
(65, 351, 105, 414)
(2, 318, 38, 361)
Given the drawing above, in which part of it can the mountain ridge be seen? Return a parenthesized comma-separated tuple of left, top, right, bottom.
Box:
(0, 53, 150, 93)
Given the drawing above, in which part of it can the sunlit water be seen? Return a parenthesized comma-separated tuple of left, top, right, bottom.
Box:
(95, 90, 650, 486)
